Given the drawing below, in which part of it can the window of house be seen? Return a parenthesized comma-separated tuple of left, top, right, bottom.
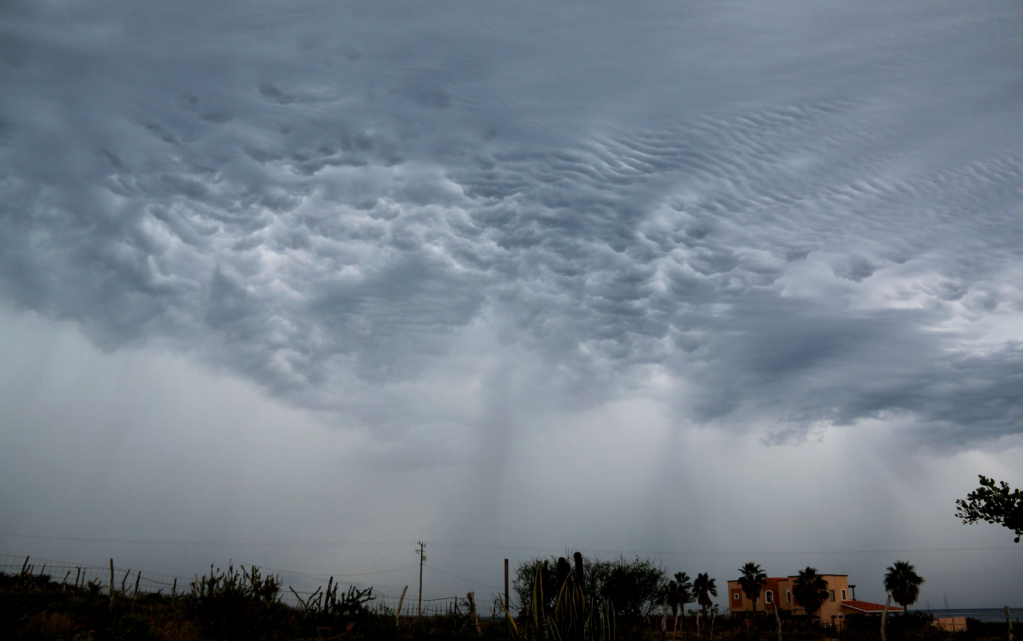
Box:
(841, 589, 847, 600)
(786, 591, 791, 603)
(766, 590, 773, 604)
(733, 593, 739, 600)
(829, 590, 835, 602)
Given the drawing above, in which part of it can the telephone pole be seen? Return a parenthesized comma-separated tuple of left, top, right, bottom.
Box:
(416, 541, 426, 618)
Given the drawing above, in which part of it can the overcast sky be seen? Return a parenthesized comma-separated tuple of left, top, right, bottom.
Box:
(1, 0, 1021, 610)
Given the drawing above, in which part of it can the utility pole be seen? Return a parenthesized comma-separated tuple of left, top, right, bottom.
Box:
(416, 541, 426, 618)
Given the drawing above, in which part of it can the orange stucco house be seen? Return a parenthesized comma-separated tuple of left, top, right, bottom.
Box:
(726, 573, 903, 626)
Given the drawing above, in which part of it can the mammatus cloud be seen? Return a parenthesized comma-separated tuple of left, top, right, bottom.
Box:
(1, 0, 1023, 445)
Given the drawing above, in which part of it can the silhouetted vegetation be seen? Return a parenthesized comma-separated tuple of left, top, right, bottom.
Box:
(3, 559, 1017, 641)
(792, 567, 829, 620)
(513, 553, 667, 625)
(736, 562, 767, 617)
(0, 565, 504, 641)
(956, 475, 1023, 542)
(883, 560, 924, 611)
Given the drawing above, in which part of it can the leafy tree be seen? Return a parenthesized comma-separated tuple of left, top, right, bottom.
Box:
(693, 572, 717, 617)
(883, 560, 924, 611)
(791, 566, 829, 620)
(956, 475, 1023, 542)
(590, 555, 667, 621)
(736, 562, 767, 617)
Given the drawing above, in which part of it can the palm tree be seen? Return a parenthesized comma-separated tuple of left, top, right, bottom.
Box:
(791, 567, 829, 621)
(671, 571, 693, 632)
(883, 560, 924, 611)
(694, 572, 718, 617)
(737, 562, 767, 617)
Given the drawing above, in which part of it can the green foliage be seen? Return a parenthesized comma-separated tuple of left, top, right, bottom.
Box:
(792, 566, 829, 619)
(883, 560, 924, 610)
(956, 475, 1023, 542)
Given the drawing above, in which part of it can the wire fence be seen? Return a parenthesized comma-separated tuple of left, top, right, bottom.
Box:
(0, 553, 479, 615)
(1, 553, 184, 597)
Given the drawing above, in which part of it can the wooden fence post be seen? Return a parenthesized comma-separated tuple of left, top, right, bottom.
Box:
(109, 559, 115, 608)
(396, 585, 408, 625)
(468, 592, 481, 637)
(1007, 606, 1013, 641)
(880, 595, 891, 641)
(134, 570, 142, 598)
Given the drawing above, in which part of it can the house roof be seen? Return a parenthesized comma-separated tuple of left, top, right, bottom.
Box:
(841, 600, 905, 613)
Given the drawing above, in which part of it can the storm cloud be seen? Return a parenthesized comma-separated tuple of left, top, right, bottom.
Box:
(1, 0, 1022, 608)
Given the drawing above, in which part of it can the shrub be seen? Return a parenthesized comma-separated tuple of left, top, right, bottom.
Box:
(184, 564, 289, 640)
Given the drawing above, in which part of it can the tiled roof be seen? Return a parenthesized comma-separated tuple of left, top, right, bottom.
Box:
(841, 600, 905, 613)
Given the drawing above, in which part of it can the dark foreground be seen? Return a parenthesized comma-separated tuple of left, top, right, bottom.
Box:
(2, 569, 1018, 641)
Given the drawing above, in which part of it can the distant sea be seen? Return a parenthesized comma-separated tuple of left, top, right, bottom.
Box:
(920, 608, 1023, 623)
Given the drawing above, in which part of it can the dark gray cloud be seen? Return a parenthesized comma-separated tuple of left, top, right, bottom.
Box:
(2, 0, 1023, 449)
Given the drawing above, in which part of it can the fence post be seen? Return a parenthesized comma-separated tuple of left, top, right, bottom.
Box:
(20, 556, 30, 577)
(172, 578, 177, 599)
(880, 595, 891, 641)
(1007, 606, 1013, 641)
(661, 597, 668, 641)
(109, 559, 115, 608)
(396, 585, 408, 625)
(134, 570, 142, 598)
(468, 592, 481, 636)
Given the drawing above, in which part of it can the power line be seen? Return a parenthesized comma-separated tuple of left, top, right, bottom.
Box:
(423, 540, 1021, 556)
(0, 533, 413, 548)
(4, 532, 1019, 557)
(425, 564, 502, 592)
(234, 562, 420, 579)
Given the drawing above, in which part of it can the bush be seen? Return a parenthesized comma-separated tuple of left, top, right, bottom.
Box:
(184, 564, 290, 640)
